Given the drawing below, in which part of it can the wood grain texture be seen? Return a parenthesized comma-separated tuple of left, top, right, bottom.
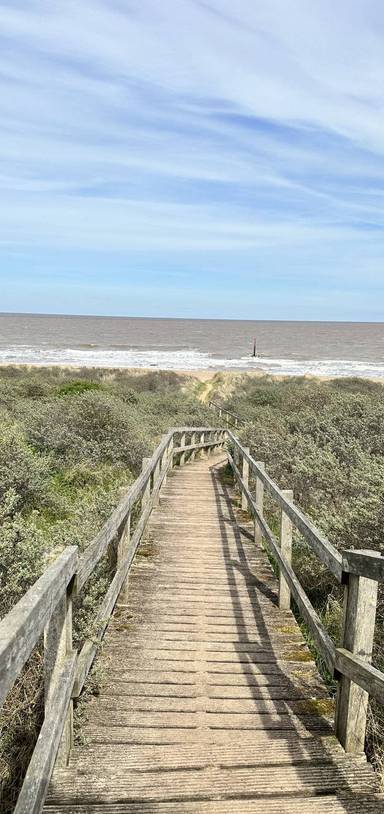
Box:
(0, 546, 77, 706)
(227, 432, 343, 580)
(43, 455, 381, 813)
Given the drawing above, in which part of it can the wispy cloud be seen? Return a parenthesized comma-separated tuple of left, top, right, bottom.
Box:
(1, 1, 384, 317)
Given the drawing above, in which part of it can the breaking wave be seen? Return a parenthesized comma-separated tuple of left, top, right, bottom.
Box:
(0, 345, 384, 378)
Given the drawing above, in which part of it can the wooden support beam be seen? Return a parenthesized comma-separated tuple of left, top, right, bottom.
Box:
(241, 447, 250, 511)
(179, 432, 186, 466)
(141, 457, 151, 508)
(44, 576, 75, 767)
(279, 489, 293, 610)
(254, 462, 265, 546)
(117, 512, 131, 603)
(335, 569, 378, 753)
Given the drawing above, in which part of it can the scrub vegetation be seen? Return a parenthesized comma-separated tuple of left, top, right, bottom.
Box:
(0, 365, 212, 812)
(2, 366, 384, 807)
(216, 373, 384, 776)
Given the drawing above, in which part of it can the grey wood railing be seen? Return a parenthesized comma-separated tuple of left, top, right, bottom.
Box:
(225, 430, 384, 757)
(208, 400, 244, 428)
(0, 427, 225, 814)
(2, 415, 384, 812)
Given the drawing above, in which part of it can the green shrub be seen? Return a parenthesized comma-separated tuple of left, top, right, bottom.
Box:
(57, 380, 103, 396)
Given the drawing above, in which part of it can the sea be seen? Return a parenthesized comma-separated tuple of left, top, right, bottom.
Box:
(0, 313, 384, 378)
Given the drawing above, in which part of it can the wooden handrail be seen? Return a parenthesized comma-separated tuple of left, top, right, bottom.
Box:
(228, 431, 342, 580)
(0, 425, 225, 814)
(0, 546, 77, 707)
(208, 400, 245, 427)
(227, 449, 336, 675)
(225, 431, 384, 756)
(4, 418, 384, 809)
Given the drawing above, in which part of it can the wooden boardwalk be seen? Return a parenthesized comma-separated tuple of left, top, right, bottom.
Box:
(44, 453, 382, 813)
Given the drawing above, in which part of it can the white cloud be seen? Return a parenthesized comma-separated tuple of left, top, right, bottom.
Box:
(0, 0, 384, 277)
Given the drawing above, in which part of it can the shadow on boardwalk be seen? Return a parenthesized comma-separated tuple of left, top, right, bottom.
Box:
(209, 458, 379, 813)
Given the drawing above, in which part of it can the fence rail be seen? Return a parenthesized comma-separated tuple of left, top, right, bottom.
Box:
(224, 430, 384, 757)
(2, 418, 384, 812)
(0, 426, 224, 814)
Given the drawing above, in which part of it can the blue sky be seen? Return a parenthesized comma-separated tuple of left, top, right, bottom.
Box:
(1, 0, 384, 320)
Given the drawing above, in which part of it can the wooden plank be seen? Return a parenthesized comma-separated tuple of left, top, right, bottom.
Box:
(241, 447, 250, 511)
(73, 460, 169, 697)
(335, 648, 384, 705)
(254, 461, 265, 546)
(227, 452, 335, 674)
(77, 427, 220, 588)
(335, 573, 378, 753)
(342, 549, 384, 582)
(15, 652, 77, 814)
(44, 580, 74, 768)
(172, 440, 222, 455)
(77, 432, 173, 589)
(279, 489, 293, 610)
(227, 433, 342, 581)
(42, 452, 382, 813)
(0, 546, 77, 706)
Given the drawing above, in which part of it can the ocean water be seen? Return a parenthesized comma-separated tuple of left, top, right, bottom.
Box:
(1, 314, 384, 378)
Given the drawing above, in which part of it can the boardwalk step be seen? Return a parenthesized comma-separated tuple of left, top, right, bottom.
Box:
(42, 796, 384, 813)
(43, 455, 381, 812)
(47, 762, 378, 803)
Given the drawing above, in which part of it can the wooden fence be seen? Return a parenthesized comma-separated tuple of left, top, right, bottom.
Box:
(225, 430, 384, 756)
(0, 427, 225, 814)
(2, 416, 384, 812)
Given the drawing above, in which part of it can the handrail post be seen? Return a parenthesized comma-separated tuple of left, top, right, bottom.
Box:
(44, 576, 75, 767)
(180, 432, 186, 466)
(190, 431, 196, 461)
(254, 462, 265, 546)
(335, 569, 378, 753)
(200, 431, 206, 458)
(117, 511, 131, 601)
(241, 447, 250, 511)
(142, 457, 151, 507)
(153, 457, 161, 504)
(279, 489, 293, 609)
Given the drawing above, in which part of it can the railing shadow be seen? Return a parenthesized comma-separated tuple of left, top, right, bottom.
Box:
(207, 456, 374, 812)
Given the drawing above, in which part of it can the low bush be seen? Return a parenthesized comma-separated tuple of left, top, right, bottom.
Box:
(218, 374, 384, 775)
(0, 366, 214, 811)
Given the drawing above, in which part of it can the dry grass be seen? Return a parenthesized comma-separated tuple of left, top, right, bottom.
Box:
(0, 649, 43, 814)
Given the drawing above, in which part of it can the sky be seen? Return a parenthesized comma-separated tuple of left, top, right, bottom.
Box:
(1, 0, 384, 320)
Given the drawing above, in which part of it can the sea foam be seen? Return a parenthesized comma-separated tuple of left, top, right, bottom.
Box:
(0, 345, 384, 378)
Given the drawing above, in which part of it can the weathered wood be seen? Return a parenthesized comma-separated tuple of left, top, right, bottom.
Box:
(254, 461, 265, 546)
(335, 648, 384, 706)
(167, 436, 174, 472)
(227, 451, 335, 674)
(227, 433, 343, 581)
(142, 457, 152, 507)
(76, 428, 218, 589)
(15, 653, 77, 814)
(77, 432, 173, 589)
(208, 401, 244, 428)
(173, 439, 223, 455)
(73, 460, 169, 697)
(335, 572, 378, 753)
(43, 453, 382, 813)
(179, 433, 187, 466)
(117, 512, 131, 602)
(342, 549, 384, 582)
(0, 547, 77, 706)
(44, 577, 75, 768)
(279, 490, 293, 611)
(190, 432, 197, 462)
(241, 447, 250, 511)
